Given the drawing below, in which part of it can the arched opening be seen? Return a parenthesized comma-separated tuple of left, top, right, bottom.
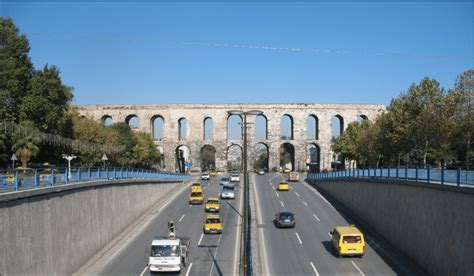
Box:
(151, 115, 164, 140)
(203, 117, 214, 140)
(307, 115, 319, 140)
(306, 144, 321, 172)
(175, 145, 190, 173)
(357, 115, 368, 122)
(279, 143, 295, 171)
(254, 143, 269, 172)
(157, 146, 164, 169)
(126, 115, 140, 130)
(255, 115, 268, 140)
(332, 115, 344, 137)
(280, 114, 294, 140)
(201, 145, 216, 171)
(227, 144, 243, 171)
(227, 115, 243, 140)
(102, 115, 113, 127)
(178, 118, 188, 141)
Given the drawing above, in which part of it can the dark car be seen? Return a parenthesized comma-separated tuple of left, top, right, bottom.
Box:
(274, 212, 296, 228)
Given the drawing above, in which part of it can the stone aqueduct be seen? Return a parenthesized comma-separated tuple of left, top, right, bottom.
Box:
(77, 103, 385, 172)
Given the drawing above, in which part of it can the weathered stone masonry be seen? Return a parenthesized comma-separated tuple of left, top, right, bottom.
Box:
(77, 103, 385, 172)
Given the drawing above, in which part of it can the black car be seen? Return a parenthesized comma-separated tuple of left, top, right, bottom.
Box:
(274, 212, 296, 228)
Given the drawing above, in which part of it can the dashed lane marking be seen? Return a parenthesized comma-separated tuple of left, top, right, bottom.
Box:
(295, 191, 300, 197)
(303, 201, 309, 207)
(276, 192, 280, 197)
(198, 233, 204, 246)
(178, 214, 185, 222)
(185, 262, 193, 276)
(313, 214, 320, 222)
(295, 232, 303, 244)
(310, 262, 319, 276)
(280, 201, 285, 207)
(139, 265, 148, 276)
(351, 261, 365, 276)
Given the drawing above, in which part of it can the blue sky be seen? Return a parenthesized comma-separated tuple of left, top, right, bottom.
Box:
(2, 2, 473, 106)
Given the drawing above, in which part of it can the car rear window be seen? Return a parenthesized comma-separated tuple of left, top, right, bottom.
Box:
(207, 200, 218, 204)
(223, 186, 234, 190)
(342, 235, 362, 244)
(279, 213, 294, 220)
(206, 218, 221, 223)
(191, 192, 202, 197)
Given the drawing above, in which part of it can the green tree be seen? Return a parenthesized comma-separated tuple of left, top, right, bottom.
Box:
(11, 122, 40, 167)
(0, 17, 34, 123)
(132, 132, 160, 167)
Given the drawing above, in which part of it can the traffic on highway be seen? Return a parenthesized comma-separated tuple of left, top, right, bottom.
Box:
(81, 170, 420, 275)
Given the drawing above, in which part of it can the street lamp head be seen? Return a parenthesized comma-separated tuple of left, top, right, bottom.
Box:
(245, 110, 263, 116)
(227, 110, 244, 116)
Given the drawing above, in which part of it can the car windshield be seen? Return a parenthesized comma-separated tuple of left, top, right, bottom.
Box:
(191, 192, 202, 197)
(206, 218, 221, 224)
(343, 235, 362, 244)
(221, 177, 229, 181)
(279, 213, 294, 220)
(151, 245, 179, 257)
(207, 200, 219, 204)
(231, 173, 239, 176)
(222, 186, 234, 191)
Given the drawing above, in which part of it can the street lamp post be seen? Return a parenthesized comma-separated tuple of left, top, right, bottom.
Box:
(228, 109, 263, 276)
(62, 154, 76, 180)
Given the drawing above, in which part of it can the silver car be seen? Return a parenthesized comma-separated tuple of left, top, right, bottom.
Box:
(220, 186, 235, 199)
(219, 177, 230, 186)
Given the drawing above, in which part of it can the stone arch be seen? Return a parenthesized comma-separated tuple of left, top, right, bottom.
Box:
(227, 114, 243, 140)
(280, 114, 294, 140)
(178, 118, 188, 141)
(151, 115, 164, 140)
(332, 114, 344, 137)
(357, 114, 368, 122)
(306, 143, 321, 172)
(201, 144, 216, 171)
(125, 114, 140, 130)
(255, 114, 268, 140)
(279, 142, 295, 171)
(226, 144, 243, 171)
(175, 145, 190, 173)
(101, 115, 113, 127)
(254, 142, 269, 171)
(307, 115, 319, 140)
(203, 117, 214, 140)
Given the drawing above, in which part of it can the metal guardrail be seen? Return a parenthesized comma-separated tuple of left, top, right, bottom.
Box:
(308, 167, 474, 187)
(0, 167, 190, 193)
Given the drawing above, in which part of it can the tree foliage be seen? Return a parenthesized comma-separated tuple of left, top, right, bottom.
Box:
(332, 72, 474, 169)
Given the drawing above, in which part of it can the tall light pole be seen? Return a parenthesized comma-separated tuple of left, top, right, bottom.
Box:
(228, 109, 263, 276)
(62, 154, 76, 179)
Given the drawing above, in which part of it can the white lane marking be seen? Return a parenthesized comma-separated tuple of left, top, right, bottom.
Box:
(178, 214, 185, 222)
(295, 232, 303, 244)
(198, 233, 204, 246)
(351, 261, 365, 276)
(254, 174, 270, 274)
(276, 192, 280, 197)
(280, 201, 285, 207)
(295, 191, 300, 197)
(209, 203, 230, 276)
(272, 186, 275, 190)
(185, 262, 193, 276)
(310, 261, 320, 276)
(303, 201, 309, 207)
(139, 265, 148, 276)
(313, 214, 320, 222)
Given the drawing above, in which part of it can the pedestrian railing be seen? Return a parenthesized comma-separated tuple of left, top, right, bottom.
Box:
(307, 167, 474, 187)
(0, 167, 190, 193)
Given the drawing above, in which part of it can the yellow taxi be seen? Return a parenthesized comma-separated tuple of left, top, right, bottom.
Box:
(283, 168, 291, 173)
(203, 215, 223, 234)
(209, 170, 217, 177)
(277, 182, 290, 191)
(189, 190, 204, 205)
(191, 182, 202, 191)
(205, 198, 221, 213)
(330, 225, 365, 257)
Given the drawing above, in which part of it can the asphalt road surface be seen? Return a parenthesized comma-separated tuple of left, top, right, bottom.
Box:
(252, 172, 421, 276)
(89, 174, 243, 276)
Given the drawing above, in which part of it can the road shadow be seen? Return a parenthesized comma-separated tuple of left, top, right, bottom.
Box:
(224, 200, 242, 218)
(321, 240, 339, 258)
(207, 246, 223, 276)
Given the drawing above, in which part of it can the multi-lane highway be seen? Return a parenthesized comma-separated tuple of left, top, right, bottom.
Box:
(83, 175, 243, 275)
(253, 172, 420, 275)
(82, 171, 421, 275)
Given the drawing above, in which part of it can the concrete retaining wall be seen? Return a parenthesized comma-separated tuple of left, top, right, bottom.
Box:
(0, 179, 184, 275)
(308, 179, 474, 275)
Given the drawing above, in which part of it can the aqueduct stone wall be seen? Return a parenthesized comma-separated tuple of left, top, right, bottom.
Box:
(77, 103, 385, 172)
